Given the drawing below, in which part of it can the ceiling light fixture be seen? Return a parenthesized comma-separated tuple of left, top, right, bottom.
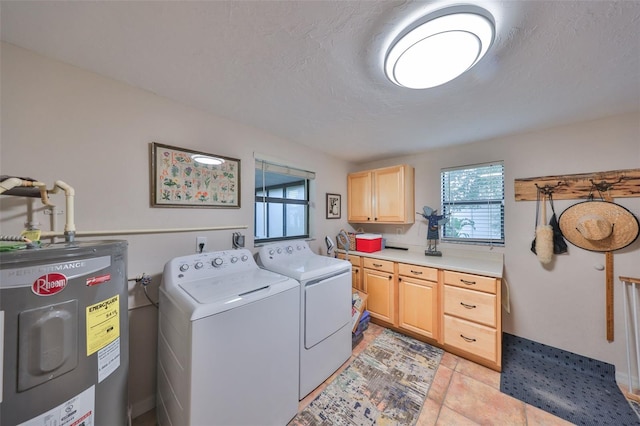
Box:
(191, 154, 225, 165)
(385, 6, 495, 89)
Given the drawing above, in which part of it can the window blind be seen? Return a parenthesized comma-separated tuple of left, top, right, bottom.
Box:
(255, 159, 316, 180)
(441, 161, 504, 245)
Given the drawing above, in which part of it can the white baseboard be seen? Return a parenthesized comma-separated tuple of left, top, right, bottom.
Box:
(616, 371, 640, 394)
(130, 395, 156, 420)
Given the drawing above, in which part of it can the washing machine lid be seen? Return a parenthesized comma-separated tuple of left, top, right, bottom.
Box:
(178, 269, 298, 319)
(260, 255, 350, 282)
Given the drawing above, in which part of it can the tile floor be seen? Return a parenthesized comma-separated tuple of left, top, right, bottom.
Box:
(133, 322, 635, 425)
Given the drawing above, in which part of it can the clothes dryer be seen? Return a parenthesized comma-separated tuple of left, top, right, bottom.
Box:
(257, 240, 351, 399)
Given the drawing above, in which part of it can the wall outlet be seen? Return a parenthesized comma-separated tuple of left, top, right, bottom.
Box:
(196, 236, 207, 253)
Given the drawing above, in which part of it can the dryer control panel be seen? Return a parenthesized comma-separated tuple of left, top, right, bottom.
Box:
(260, 240, 311, 260)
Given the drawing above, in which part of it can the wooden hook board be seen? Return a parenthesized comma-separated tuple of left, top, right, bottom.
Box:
(514, 168, 640, 201)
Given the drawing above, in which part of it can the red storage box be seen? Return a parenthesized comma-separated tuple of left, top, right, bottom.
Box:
(355, 234, 382, 253)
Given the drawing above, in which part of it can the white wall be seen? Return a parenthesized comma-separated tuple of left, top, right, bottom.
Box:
(354, 111, 640, 388)
(0, 42, 352, 416)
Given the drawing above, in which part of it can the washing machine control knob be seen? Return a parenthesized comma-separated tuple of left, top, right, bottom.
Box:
(230, 256, 238, 263)
(194, 262, 203, 269)
(297, 245, 302, 250)
(269, 249, 275, 256)
(179, 264, 189, 272)
(277, 248, 282, 254)
(286, 246, 293, 254)
(241, 255, 248, 262)
(212, 258, 224, 267)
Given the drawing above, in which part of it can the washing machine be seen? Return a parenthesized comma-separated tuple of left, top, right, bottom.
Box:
(257, 240, 351, 399)
(156, 248, 300, 426)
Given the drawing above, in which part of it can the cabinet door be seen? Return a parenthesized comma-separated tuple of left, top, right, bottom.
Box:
(347, 171, 372, 222)
(352, 265, 363, 291)
(338, 253, 363, 290)
(399, 276, 438, 340)
(363, 268, 395, 324)
(374, 165, 406, 222)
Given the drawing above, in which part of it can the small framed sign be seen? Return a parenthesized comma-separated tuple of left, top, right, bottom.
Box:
(326, 193, 341, 219)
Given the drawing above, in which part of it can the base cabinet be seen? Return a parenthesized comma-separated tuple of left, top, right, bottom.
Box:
(345, 251, 502, 371)
(363, 258, 396, 325)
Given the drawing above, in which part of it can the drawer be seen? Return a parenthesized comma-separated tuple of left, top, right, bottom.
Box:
(444, 270, 497, 294)
(444, 285, 496, 327)
(338, 253, 361, 267)
(398, 263, 438, 281)
(363, 257, 394, 273)
(444, 315, 497, 363)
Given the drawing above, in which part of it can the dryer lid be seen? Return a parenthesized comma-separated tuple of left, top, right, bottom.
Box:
(259, 255, 350, 282)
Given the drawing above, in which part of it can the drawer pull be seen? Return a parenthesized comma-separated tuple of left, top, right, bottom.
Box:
(410, 270, 423, 275)
(460, 279, 476, 286)
(373, 263, 383, 267)
(460, 334, 477, 343)
(460, 302, 477, 309)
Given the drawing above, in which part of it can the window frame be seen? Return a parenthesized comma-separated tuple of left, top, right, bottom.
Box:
(254, 158, 314, 244)
(440, 161, 505, 246)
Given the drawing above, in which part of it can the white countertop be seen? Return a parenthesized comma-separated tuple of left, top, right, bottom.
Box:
(338, 245, 504, 278)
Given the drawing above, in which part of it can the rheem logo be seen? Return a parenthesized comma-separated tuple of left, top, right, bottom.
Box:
(32, 273, 68, 296)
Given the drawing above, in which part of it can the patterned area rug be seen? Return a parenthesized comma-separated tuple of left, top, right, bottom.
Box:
(501, 333, 640, 425)
(291, 329, 443, 425)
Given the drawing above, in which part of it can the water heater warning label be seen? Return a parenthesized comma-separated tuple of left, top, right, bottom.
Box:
(86, 295, 120, 356)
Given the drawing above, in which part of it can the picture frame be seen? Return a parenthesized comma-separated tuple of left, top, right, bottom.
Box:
(150, 142, 241, 208)
(326, 193, 341, 219)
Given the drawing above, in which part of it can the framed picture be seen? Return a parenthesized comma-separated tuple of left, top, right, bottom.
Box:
(150, 142, 241, 208)
(326, 193, 341, 219)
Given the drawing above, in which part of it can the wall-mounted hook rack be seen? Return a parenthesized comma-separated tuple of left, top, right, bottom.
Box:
(514, 168, 640, 201)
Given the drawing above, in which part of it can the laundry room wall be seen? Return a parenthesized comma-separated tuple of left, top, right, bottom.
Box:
(0, 42, 352, 416)
(351, 110, 640, 388)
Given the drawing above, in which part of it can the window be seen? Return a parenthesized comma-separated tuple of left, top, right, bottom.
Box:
(441, 161, 504, 245)
(255, 159, 315, 243)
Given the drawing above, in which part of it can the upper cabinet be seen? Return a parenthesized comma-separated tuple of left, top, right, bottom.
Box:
(347, 164, 415, 224)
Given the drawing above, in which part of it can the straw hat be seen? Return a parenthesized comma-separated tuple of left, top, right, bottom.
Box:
(558, 201, 639, 252)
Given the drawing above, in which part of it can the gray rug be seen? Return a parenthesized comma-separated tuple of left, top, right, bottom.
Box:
(501, 333, 640, 425)
(290, 329, 443, 425)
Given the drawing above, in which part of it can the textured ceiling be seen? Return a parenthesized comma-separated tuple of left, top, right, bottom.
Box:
(2, 1, 639, 163)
